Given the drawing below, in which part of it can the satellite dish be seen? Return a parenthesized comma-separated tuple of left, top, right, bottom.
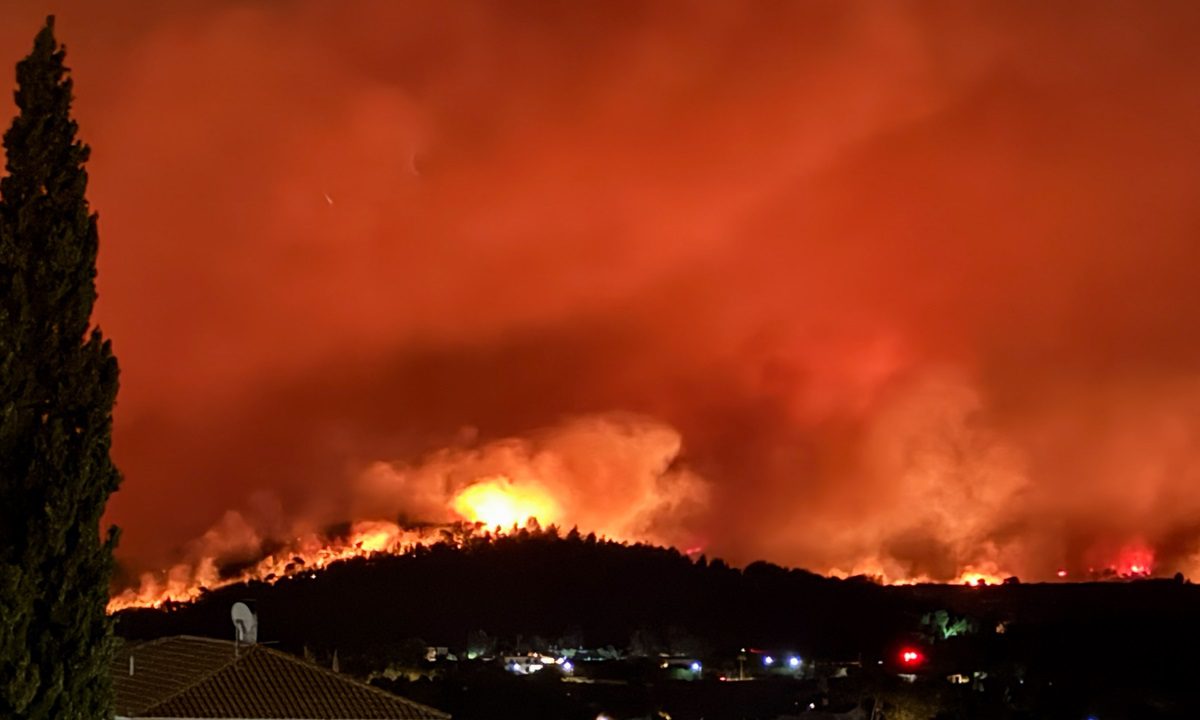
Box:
(231, 602, 258, 645)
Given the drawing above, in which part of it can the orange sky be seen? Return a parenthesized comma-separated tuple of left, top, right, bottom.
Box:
(3, 1, 1200, 582)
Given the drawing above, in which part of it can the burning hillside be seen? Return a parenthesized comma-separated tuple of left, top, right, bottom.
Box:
(3, 3, 1195, 600)
(111, 414, 710, 610)
(109, 413, 1171, 612)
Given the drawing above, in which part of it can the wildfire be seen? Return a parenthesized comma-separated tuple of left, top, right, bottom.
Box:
(107, 520, 442, 612)
(450, 476, 560, 530)
(954, 569, 1007, 587)
(106, 477, 1164, 613)
(828, 561, 1010, 587)
(1114, 541, 1155, 578)
(108, 479, 566, 613)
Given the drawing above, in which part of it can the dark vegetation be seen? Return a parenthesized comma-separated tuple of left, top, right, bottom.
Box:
(0, 17, 121, 718)
(117, 527, 911, 659)
(116, 529, 1200, 719)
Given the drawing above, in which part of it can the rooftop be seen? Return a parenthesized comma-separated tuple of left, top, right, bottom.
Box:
(112, 635, 449, 719)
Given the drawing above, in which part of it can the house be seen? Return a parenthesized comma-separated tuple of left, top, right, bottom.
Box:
(112, 635, 449, 719)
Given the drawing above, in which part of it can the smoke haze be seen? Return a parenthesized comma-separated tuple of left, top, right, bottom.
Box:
(3, 1, 1200, 583)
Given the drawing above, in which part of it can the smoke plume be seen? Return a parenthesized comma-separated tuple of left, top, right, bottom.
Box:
(3, 1, 1200, 585)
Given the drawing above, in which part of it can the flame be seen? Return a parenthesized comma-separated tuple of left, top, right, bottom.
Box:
(112, 519, 1166, 612)
(107, 481, 568, 612)
(450, 476, 560, 530)
(829, 560, 1010, 587)
(1114, 541, 1154, 578)
(106, 465, 1160, 613)
(111, 508, 1164, 612)
(954, 570, 1006, 587)
(107, 520, 440, 612)
(109, 415, 697, 612)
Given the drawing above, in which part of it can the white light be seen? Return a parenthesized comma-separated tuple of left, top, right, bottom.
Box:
(562, 661, 574, 673)
(809, 703, 816, 710)
(788, 656, 801, 669)
(763, 655, 775, 666)
(690, 662, 702, 673)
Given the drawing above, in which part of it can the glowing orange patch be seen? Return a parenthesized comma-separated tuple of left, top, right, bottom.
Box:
(451, 476, 560, 530)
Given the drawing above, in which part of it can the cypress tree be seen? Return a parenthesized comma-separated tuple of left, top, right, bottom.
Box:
(0, 16, 121, 719)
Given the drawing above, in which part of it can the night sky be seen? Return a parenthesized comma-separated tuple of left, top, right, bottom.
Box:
(4, 2, 1200, 584)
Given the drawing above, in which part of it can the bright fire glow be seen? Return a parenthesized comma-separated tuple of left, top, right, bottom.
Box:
(955, 570, 1005, 586)
(106, 491, 1164, 614)
(830, 561, 1010, 587)
(109, 477, 567, 613)
(1114, 541, 1155, 577)
(107, 519, 437, 612)
(450, 476, 560, 530)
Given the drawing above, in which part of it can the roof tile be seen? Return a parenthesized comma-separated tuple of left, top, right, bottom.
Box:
(112, 636, 448, 719)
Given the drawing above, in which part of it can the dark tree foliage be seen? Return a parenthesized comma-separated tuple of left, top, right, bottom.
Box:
(0, 17, 121, 719)
(117, 532, 1200, 720)
(117, 529, 908, 661)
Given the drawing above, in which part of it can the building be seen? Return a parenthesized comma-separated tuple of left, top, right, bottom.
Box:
(112, 635, 449, 719)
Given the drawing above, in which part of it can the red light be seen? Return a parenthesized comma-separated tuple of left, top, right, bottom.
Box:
(899, 648, 923, 666)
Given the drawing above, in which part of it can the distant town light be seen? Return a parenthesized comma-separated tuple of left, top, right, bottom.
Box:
(763, 655, 775, 666)
(690, 661, 702, 673)
(562, 661, 574, 673)
(787, 656, 801, 669)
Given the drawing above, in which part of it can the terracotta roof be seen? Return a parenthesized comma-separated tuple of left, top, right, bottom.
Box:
(112, 636, 449, 719)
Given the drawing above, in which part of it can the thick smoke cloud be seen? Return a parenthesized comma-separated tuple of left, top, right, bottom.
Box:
(355, 413, 707, 547)
(3, 1, 1200, 581)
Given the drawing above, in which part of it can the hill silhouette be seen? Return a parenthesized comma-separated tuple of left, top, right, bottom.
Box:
(114, 526, 1200, 718)
(115, 527, 913, 661)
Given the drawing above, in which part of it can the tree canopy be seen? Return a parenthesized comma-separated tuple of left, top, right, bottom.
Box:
(0, 16, 121, 719)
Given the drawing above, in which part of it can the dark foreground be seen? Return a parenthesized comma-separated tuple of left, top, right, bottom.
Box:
(116, 530, 1200, 719)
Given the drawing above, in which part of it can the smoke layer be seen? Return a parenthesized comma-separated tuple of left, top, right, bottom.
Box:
(3, 1, 1200, 582)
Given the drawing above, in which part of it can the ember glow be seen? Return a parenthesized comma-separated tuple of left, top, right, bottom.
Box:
(4, 2, 1200, 596)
